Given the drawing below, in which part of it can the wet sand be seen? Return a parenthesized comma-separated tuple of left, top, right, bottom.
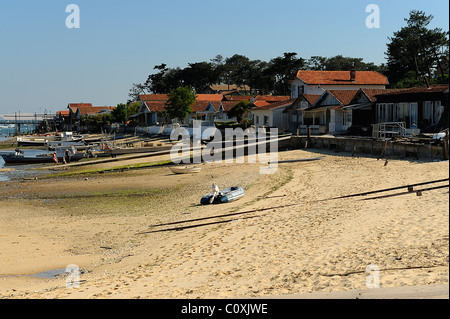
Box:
(0, 148, 448, 299)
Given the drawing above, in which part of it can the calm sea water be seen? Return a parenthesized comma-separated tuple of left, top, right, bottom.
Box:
(0, 133, 52, 182)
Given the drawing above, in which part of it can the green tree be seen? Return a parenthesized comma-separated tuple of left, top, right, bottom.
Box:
(182, 62, 220, 93)
(267, 52, 305, 95)
(166, 86, 196, 123)
(386, 10, 449, 86)
(111, 103, 128, 123)
(227, 100, 251, 123)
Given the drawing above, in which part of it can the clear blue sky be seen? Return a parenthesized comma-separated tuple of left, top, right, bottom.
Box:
(0, 0, 448, 115)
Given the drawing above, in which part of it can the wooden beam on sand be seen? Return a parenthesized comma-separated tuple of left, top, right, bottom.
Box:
(136, 179, 448, 234)
(135, 215, 262, 234)
(269, 157, 325, 164)
(318, 178, 449, 202)
(361, 184, 449, 201)
(137, 203, 299, 233)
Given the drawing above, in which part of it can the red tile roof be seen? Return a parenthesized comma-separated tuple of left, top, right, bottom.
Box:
(253, 98, 296, 111)
(294, 70, 389, 85)
(196, 94, 224, 102)
(223, 95, 254, 102)
(359, 88, 405, 102)
(191, 101, 220, 112)
(252, 100, 271, 108)
(68, 103, 93, 113)
(77, 106, 115, 116)
(144, 101, 167, 112)
(302, 94, 322, 106)
(328, 90, 359, 106)
(373, 85, 449, 96)
(220, 101, 241, 111)
(139, 94, 169, 101)
(255, 95, 291, 102)
(140, 94, 224, 109)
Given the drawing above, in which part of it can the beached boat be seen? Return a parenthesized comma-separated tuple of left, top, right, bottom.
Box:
(0, 152, 85, 164)
(201, 186, 245, 205)
(170, 166, 201, 174)
(47, 140, 85, 150)
(17, 136, 48, 146)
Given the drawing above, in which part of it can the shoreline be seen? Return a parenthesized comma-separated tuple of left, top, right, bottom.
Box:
(0, 147, 448, 299)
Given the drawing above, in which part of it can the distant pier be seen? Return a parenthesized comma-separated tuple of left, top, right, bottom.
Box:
(0, 112, 57, 135)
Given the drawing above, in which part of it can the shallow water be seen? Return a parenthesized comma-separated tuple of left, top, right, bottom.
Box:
(31, 268, 67, 279)
(0, 148, 53, 181)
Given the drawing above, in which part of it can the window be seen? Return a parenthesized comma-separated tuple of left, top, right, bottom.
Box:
(393, 103, 399, 122)
(434, 101, 443, 124)
(291, 85, 297, 98)
(409, 103, 418, 128)
(423, 101, 433, 124)
(346, 111, 352, 125)
(398, 103, 408, 121)
(377, 103, 386, 123)
(290, 115, 297, 123)
(264, 116, 269, 126)
(387, 103, 394, 122)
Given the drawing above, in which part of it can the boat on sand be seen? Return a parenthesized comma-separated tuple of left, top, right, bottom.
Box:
(0, 149, 85, 164)
(169, 166, 201, 174)
(201, 185, 245, 205)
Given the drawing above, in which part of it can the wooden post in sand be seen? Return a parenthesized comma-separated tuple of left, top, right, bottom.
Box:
(378, 139, 388, 160)
(444, 130, 449, 160)
(305, 126, 311, 149)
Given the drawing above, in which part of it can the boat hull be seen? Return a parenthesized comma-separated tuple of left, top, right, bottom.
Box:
(1, 153, 85, 164)
(170, 166, 201, 174)
(200, 186, 245, 205)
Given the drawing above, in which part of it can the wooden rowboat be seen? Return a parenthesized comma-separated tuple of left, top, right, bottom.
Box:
(169, 166, 201, 174)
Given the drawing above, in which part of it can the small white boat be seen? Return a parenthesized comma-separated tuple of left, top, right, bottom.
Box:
(169, 166, 201, 174)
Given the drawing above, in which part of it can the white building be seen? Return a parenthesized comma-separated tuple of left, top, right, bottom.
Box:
(289, 67, 389, 98)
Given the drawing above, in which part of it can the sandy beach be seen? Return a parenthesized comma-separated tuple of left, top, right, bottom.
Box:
(0, 146, 448, 299)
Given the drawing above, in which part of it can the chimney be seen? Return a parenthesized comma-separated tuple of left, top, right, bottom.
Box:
(350, 63, 356, 81)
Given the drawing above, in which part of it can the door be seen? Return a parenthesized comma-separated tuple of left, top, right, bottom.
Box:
(409, 103, 418, 128)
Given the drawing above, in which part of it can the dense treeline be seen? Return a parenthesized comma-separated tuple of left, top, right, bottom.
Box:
(128, 53, 388, 102)
(128, 10, 448, 103)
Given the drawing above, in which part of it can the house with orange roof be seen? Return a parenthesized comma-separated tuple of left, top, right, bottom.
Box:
(289, 66, 389, 98)
(341, 88, 403, 135)
(251, 98, 297, 131)
(137, 93, 238, 125)
(136, 94, 170, 125)
(283, 94, 322, 133)
(299, 90, 360, 134)
(66, 103, 115, 130)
